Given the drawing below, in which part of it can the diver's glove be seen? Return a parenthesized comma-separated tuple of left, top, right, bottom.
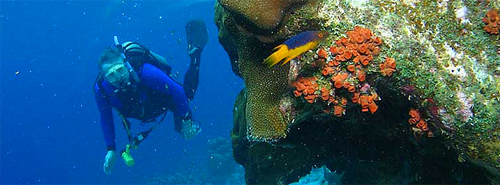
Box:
(103, 150, 117, 175)
(181, 119, 201, 139)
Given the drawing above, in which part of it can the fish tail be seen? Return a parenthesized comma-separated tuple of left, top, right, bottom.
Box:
(280, 42, 316, 66)
(280, 51, 303, 66)
(280, 57, 294, 66)
(263, 45, 289, 68)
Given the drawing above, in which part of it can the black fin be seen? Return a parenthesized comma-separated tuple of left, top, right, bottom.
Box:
(185, 19, 208, 52)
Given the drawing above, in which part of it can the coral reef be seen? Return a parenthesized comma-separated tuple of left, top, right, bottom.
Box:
(147, 172, 205, 185)
(289, 166, 342, 185)
(289, 26, 386, 118)
(314, 0, 500, 176)
(216, 0, 500, 184)
(207, 138, 245, 184)
(147, 137, 244, 185)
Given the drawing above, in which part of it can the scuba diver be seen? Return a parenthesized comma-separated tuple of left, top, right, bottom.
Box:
(94, 19, 208, 175)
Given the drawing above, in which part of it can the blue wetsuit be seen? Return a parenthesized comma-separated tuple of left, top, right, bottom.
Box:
(94, 63, 191, 151)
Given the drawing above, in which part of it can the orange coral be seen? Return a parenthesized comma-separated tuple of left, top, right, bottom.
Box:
(347, 85, 356, 93)
(359, 94, 379, 113)
(380, 57, 396, 76)
(335, 54, 346, 62)
(332, 73, 349, 89)
(291, 77, 318, 103)
(356, 69, 366, 82)
(329, 26, 382, 69)
(304, 93, 316, 103)
(352, 92, 360, 103)
(347, 64, 355, 72)
(330, 60, 340, 66)
(291, 26, 395, 119)
(341, 97, 348, 106)
(483, 9, 500, 35)
(343, 50, 353, 60)
(333, 105, 344, 117)
(408, 108, 421, 124)
(357, 43, 369, 55)
(322, 66, 335, 76)
(408, 108, 431, 135)
(317, 48, 328, 59)
(329, 46, 338, 54)
(293, 89, 301, 97)
(320, 87, 330, 101)
(327, 96, 347, 117)
(409, 109, 424, 125)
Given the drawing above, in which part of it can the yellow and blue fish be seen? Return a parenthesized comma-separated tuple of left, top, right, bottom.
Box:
(264, 31, 329, 68)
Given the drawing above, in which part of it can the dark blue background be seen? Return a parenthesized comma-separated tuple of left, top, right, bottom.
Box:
(0, 0, 243, 184)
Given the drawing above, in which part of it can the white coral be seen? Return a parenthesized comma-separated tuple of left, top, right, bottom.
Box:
(456, 91, 474, 122)
(455, 5, 469, 24)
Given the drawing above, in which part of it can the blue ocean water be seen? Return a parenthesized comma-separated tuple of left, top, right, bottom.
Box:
(0, 0, 244, 184)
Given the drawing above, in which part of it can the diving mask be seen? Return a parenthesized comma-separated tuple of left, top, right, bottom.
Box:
(104, 63, 130, 88)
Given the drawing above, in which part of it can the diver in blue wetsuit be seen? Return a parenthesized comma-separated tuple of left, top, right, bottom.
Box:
(94, 20, 208, 175)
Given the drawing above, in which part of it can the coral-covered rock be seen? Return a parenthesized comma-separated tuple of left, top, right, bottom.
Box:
(215, 2, 293, 140)
(217, 0, 500, 184)
(289, 26, 389, 117)
(215, 0, 329, 140)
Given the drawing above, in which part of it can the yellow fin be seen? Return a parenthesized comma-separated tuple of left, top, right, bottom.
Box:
(263, 45, 289, 68)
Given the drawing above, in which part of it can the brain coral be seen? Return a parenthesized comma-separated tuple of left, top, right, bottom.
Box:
(241, 46, 290, 140)
(217, 0, 310, 32)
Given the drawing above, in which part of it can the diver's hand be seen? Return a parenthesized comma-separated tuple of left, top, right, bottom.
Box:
(103, 150, 116, 175)
(181, 119, 201, 139)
